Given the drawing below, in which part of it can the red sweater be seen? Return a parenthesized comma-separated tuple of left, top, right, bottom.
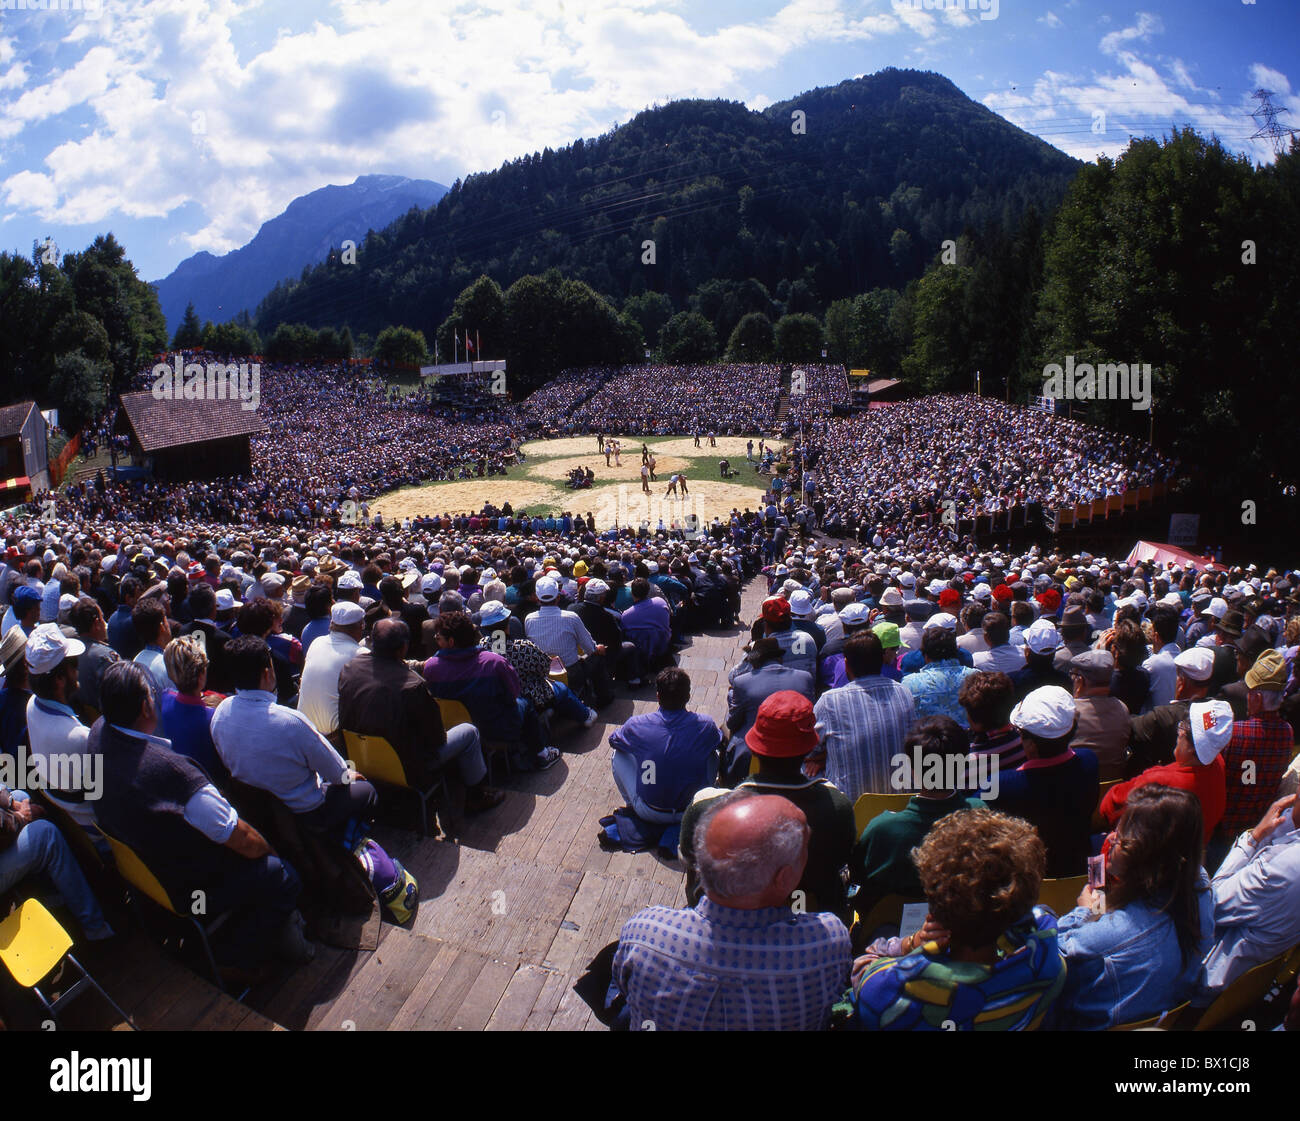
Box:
(1100, 757, 1226, 836)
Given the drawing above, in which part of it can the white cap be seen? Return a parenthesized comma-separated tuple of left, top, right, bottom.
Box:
(898, 572, 916, 587)
(583, 579, 610, 599)
(1174, 647, 1215, 682)
(1010, 685, 1076, 739)
(331, 601, 366, 626)
(1024, 618, 1062, 654)
(338, 570, 364, 590)
(923, 613, 956, 631)
(25, 623, 85, 675)
(1201, 597, 1228, 620)
(261, 572, 285, 590)
(421, 572, 443, 595)
(788, 590, 816, 618)
(1188, 699, 1233, 764)
(971, 583, 992, 601)
(1159, 592, 1183, 608)
(536, 577, 560, 602)
(879, 587, 904, 607)
(839, 602, 870, 626)
(215, 588, 242, 611)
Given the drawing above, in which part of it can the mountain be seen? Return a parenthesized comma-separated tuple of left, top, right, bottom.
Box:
(152, 173, 447, 331)
(254, 69, 1081, 342)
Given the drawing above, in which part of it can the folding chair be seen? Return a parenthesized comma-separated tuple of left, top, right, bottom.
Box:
(1036, 875, 1088, 916)
(0, 898, 136, 1029)
(1110, 1001, 1188, 1031)
(852, 791, 913, 835)
(95, 826, 233, 991)
(342, 730, 447, 837)
(1196, 947, 1300, 1031)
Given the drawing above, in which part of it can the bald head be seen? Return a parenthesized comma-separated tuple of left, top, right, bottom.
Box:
(695, 793, 808, 909)
(370, 617, 409, 659)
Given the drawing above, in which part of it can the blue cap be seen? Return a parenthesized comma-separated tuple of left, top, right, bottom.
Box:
(12, 586, 41, 609)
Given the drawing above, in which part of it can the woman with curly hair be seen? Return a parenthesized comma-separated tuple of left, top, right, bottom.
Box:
(840, 807, 1064, 1030)
(1050, 783, 1212, 1028)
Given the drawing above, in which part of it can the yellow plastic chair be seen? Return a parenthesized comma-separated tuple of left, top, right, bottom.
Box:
(342, 730, 446, 836)
(854, 893, 925, 938)
(853, 791, 913, 835)
(1110, 1001, 1188, 1031)
(95, 826, 231, 990)
(0, 898, 136, 1029)
(435, 696, 513, 780)
(1196, 948, 1299, 1031)
(1037, 875, 1088, 916)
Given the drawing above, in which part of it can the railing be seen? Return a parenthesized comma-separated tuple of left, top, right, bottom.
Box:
(47, 433, 82, 487)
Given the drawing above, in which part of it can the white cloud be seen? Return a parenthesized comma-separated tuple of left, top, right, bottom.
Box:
(1099, 12, 1162, 58)
(1038, 11, 1062, 29)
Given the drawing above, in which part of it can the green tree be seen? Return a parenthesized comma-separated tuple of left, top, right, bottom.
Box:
(172, 302, 203, 349)
(437, 274, 505, 360)
(372, 325, 429, 367)
(622, 291, 674, 347)
(822, 299, 857, 365)
(658, 311, 717, 362)
(773, 312, 823, 361)
(725, 311, 775, 360)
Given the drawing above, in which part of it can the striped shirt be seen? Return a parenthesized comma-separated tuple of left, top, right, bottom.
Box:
(814, 676, 917, 803)
(614, 897, 850, 1031)
(523, 605, 596, 668)
(969, 724, 1026, 770)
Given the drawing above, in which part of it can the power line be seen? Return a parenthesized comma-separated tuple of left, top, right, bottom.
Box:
(1249, 89, 1298, 155)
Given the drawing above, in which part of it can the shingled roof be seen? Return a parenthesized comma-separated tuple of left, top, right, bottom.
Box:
(119, 390, 267, 453)
(0, 402, 36, 439)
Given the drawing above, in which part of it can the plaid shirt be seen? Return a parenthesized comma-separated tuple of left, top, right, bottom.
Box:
(1219, 713, 1293, 835)
(614, 897, 850, 1031)
(814, 677, 917, 803)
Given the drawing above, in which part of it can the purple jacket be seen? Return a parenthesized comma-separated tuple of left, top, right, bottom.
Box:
(622, 596, 672, 657)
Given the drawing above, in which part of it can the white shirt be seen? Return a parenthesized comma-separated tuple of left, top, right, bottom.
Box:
(1202, 820, 1300, 993)
(1141, 643, 1180, 710)
(24, 695, 96, 831)
(297, 630, 365, 735)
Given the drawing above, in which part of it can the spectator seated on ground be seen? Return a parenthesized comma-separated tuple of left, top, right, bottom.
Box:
(338, 618, 505, 815)
(840, 807, 1064, 1031)
(605, 668, 720, 841)
(850, 715, 986, 924)
(92, 661, 311, 983)
(684, 689, 856, 921)
(612, 791, 850, 1030)
(210, 635, 377, 845)
(1051, 785, 1213, 1028)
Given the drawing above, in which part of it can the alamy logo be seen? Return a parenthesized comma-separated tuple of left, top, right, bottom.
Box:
(1042, 356, 1151, 411)
(50, 1053, 150, 1101)
(1, 0, 101, 16)
(892, 0, 999, 20)
(152, 357, 260, 411)
(890, 748, 999, 800)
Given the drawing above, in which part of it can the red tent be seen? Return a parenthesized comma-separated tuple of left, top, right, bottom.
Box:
(1125, 540, 1226, 572)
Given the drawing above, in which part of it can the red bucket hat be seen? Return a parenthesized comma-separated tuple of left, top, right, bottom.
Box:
(761, 597, 791, 624)
(746, 690, 819, 758)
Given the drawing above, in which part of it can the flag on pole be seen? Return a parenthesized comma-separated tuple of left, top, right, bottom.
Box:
(465, 330, 474, 354)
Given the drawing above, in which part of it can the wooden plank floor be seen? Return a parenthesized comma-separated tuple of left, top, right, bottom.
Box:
(62, 578, 766, 1032)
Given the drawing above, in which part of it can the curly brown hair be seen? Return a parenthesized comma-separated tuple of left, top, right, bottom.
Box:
(958, 671, 1016, 729)
(913, 807, 1045, 948)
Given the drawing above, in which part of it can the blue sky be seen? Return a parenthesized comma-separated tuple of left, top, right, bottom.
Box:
(1, 0, 1295, 283)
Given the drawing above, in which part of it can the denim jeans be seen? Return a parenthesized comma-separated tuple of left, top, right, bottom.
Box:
(549, 681, 589, 723)
(0, 792, 113, 940)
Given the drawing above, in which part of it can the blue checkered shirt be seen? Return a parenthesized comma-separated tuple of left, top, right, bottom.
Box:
(614, 897, 850, 1031)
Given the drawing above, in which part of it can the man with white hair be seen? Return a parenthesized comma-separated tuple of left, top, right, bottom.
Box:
(612, 791, 849, 1030)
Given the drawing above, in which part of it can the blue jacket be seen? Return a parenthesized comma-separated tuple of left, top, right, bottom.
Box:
(1051, 879, 1214, 1029)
